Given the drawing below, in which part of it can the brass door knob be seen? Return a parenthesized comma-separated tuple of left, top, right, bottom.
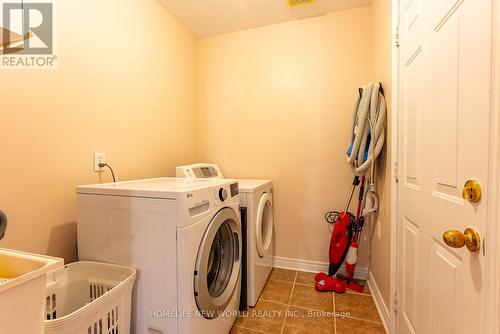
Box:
(443, 228, 480, 252)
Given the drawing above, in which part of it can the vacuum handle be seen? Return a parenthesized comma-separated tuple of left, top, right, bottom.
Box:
(356, 177, 366, 219)
(359, 179, 366, 201)
(344, 176, 360, 212)
(352, 176, 360, 186)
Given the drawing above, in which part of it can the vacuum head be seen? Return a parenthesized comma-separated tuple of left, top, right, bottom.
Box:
(314, 272, 346, 293)
(336, 273, 366, 293)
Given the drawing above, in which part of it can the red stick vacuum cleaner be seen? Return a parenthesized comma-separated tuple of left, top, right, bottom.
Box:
(336, 177, 366, 293)
(315, 176, 359, 293)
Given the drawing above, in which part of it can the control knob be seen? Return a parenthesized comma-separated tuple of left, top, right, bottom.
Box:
(218, 188, 228, 201)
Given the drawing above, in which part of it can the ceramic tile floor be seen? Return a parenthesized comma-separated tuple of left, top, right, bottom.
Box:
(231, 268, 386, 334)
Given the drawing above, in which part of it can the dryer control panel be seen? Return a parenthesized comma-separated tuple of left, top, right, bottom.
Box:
(176, 163, 224, 179)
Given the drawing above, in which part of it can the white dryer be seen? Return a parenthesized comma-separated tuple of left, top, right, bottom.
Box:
(77, 178, 242, 334)
(176, 164, 274, 308)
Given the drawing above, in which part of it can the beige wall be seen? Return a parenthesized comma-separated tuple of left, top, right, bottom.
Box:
(0, 0, 197, 262)
(369, 0, 393, 308)
(196, 7, 374, 266)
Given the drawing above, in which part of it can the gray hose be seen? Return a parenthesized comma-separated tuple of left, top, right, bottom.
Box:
(347, 82, 386, 176)
(347, 82, 387, 216)
(0, 210, 7, 240)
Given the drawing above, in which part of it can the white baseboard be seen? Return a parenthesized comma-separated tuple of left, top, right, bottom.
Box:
(272, 256, 328, 273)
(367, 271, 390, 333)
(337, 266, 369, 281)
(272, 256, 369, 280)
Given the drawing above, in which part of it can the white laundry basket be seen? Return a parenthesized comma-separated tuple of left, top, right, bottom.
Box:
(44, 261, 136, 334)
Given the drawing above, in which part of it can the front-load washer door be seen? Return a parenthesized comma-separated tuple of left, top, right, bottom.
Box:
(255, 192, 274, 258)
(194, 207, 241, 319)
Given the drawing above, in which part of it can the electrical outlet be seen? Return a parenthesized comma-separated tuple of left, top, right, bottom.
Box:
(94, 152, 106, 172)
(377, 221, 382, 239)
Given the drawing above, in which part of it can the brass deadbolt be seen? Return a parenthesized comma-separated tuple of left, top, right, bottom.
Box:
(462, 180, 481, 203)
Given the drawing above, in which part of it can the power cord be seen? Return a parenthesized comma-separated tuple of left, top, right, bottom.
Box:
(325, 210, 364, 233)
(325, 211, 341, 232)
(325, 211, 341, 224)
(98, 163, 117, 182)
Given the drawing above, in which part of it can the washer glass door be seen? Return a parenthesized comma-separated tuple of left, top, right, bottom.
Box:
(194, 208, 241, 319)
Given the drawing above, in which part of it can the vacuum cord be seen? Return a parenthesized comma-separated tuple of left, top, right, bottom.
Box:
(325, 211, 341, 232)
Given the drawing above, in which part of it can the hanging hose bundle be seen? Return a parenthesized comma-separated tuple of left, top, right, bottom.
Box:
(347, 82, 387, 216)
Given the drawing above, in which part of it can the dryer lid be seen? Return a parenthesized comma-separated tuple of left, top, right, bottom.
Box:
(237, 179, 273, 193)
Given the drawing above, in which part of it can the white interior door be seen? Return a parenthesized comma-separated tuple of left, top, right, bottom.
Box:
(397, 0, 492, 333)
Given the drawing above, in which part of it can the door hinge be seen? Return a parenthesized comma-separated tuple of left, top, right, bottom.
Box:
(483, 235, 486, 256)
(393, 292, 398, 314)
(394, 26, 400, 48)
(394, 162, 399, 183)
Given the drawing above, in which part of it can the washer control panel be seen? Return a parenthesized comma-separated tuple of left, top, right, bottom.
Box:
(210, 182, 238, 207)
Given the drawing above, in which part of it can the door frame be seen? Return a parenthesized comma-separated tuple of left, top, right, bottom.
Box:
(389, 0, 400, 333)
(390, 0, 500, 333)
(485, 0, 500, 332)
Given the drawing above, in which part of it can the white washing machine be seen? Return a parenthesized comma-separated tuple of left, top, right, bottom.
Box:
(77, 177, 242, 334)
(176, 164, 274, 308)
